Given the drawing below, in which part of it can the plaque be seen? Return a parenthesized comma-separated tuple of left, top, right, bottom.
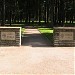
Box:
(1, 32, 15, 40)
(59, 32, 73, 40)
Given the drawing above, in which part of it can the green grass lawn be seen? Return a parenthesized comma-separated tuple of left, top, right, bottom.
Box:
(21, 28, 25, 34)
(38, 28, 53, 44)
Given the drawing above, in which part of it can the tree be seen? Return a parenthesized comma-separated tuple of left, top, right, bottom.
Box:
(1, 0, 5, 26)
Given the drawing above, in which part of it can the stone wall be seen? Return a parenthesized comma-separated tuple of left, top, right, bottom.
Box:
(53, 27, 75, 47)
(0, 27, 21, 46)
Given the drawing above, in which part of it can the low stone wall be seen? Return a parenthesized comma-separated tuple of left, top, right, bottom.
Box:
(0, 27, 21, 46)
(53, 27, 75, 47)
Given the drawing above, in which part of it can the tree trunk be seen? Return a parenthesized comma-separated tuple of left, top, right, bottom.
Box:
(1, 0, 5, 26)
(10, 10, 12, 26)
(50, 0, 54, 27)
(47, 0, 49, 23)
(38, 0, 41, 24)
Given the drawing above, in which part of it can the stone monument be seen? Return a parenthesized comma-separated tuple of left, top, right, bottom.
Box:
(0, 27, 21, 46)
(54, 27, 75, 47)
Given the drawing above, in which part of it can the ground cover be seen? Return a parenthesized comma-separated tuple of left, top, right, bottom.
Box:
(38, 28, 53, 44)
(21, 28, 25, 34)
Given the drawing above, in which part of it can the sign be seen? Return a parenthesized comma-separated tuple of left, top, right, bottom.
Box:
(59, 32, 73, 40)
(1, 32, 15, 40)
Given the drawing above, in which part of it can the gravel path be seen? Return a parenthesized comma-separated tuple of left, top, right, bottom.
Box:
(0, 27, 74, 74)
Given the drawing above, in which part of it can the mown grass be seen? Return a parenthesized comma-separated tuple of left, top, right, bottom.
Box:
(21, 28, 25, 34)
(38, 28, 53, 44)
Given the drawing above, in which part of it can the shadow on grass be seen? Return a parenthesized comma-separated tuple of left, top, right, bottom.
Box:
(41, 33, 53, 46)
(38, 28, 53, 30)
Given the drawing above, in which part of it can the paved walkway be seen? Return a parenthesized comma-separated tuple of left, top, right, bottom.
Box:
(0, 26, 74, 75)
(22, 26, 50, 47)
